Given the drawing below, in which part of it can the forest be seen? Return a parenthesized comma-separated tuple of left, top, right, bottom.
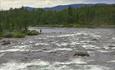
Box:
(0, 4, 115, 38)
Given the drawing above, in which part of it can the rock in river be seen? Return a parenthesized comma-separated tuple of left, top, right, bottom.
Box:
(109, 45, 115, 48)
(1, 40, 11, 45)
(73, 51, 90, 57)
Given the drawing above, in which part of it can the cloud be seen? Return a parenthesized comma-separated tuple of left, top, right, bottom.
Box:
(85, 0, 115, 3)
(0, 0, 115, 10)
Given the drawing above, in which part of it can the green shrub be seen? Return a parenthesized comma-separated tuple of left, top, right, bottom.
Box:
(13, 32, 25, 38)
(3, 32, 25, 38)
(0, 30, 39, 38)
(27, 30, 39, 36)
(3, 32, 14, 38)
(0, 32, 3, 37)
(0, 33, 2, 39)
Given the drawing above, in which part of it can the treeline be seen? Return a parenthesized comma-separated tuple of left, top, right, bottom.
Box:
(0, 8, 40, 38)
(0, 4, 115, 37)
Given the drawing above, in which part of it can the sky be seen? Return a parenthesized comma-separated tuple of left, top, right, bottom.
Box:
(0, 0, 115, 10)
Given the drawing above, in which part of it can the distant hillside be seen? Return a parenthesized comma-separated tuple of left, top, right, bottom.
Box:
(44, 4, 94, 10)
(24, 4, 113, 11)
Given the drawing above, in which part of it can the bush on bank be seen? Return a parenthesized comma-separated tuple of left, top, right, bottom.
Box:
(2, 32, 25, 38)
(0, 30, 40, 38)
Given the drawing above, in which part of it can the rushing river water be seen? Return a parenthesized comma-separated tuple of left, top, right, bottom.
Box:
(0, 28, 115, 70)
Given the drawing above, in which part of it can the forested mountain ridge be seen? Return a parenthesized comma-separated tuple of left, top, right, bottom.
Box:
(44, 4, 113, 11)
(0, 4, 115, 38)
(24, 4, 114, 11)
(44, 4, 93, 11)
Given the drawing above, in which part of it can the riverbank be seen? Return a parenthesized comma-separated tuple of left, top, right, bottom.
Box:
(0, 30, 40, 39)
(35, 24, 115, 28)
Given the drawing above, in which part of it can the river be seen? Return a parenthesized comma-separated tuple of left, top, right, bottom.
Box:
(0, 28, 115, 70)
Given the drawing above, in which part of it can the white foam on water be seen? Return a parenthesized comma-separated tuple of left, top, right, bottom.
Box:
(80, 40, 95, 43)
(13, 45, 31, 49)
(53, 58, 87, 65)
(0, 60, 110, 70)
(55, 43, 61, 46)
(52, 48, 72, 51)
(70, 42, 78, 45)
(0, 49, 22, 53)
(0, 45, 32, 53)
(55, 42, 70, 47)
(0, 49, 30, 53)
(47, 32, 86, 38)
(35, 43, 49, 46)
(0, 62, 25, 70)
(57, 32, 95, 38)
(57, 34, 75, 37)
(107, 60, 115, 63)
(0, 49, 46, 53)
(0, 60, 49, 70)
(60, 43, 68, 46)
(37, 37, 47, 39)
(45, 48, 73, 52)
(52, 61, 110, 70)
(46, 33, 99, 41)
(76, 32, 89, 36)
(87, 59, 95, 62)
(103, 46, 110, 50)
(47, 35, 56, 38)
(28, 40, 35, 44)
(87, 65, 110, 70)
(71, 58, 87, 64)
(90, 34, 101, 38)
(111, 47, 115, 49)
(0, 47, 72, 53)
(55, 42, 80, 47)
(112, 37, 115, 40)
(82, 45, 100, 49)
(97, 50, 111, 53)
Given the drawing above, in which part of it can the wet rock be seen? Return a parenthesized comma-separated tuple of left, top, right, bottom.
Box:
(92, 38, 98, 41)
(42, 48, 47, 50)
(73, 51, 90, 57)
(1, 40, 11, 45)
(49, 51, 57, 54)
(109, 45, 115, 47)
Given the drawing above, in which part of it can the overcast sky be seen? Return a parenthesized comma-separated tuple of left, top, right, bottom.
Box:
(0, 0, 115, 10)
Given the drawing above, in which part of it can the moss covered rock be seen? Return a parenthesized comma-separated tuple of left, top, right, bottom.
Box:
(27, 30, 40, 36)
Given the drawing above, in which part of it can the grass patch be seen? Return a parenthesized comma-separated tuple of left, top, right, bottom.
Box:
(2, 32, 25, 38)
(3, 32, 13, 38)
(13, 32, 26, 38)
(0, 30, 40, 38)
